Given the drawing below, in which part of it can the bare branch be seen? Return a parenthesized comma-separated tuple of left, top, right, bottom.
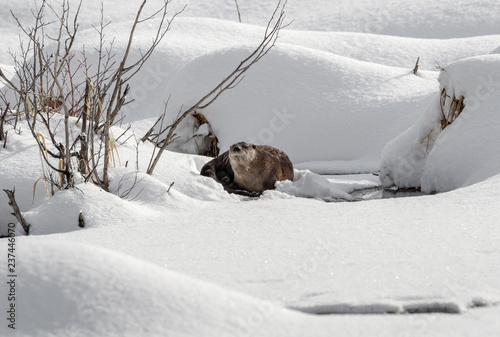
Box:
(0, 69, 21, 94)
(147, 0, 289, 175)
(122, 4, 186, 83)
(234, 0, 242, 23)
(95, 0, 180, 190)
(0, 103, 10, 142)
(4, 189, 31, 235)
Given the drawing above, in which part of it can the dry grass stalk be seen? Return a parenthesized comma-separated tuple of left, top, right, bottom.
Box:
(191, 111, 219, 157)
(192, 111, 209, 125)
(420, 129, 434, 154)
(440, 88, 464, 130)
(208, 137, 219, 157)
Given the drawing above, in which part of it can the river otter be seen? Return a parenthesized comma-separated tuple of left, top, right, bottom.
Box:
(200, 142, 294, 195)
(200, 151, 234, 187)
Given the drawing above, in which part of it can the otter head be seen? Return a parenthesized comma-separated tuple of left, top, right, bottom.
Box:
(229, 142, 257, 165)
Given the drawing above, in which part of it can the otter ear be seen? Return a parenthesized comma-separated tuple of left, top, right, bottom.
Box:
(252, 145, 256, 149)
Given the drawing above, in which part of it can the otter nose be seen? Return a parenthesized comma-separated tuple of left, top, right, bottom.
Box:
(233, 146, 241, 152)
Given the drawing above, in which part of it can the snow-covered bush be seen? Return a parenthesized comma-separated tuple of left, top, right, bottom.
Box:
(380, 53, 500, 192)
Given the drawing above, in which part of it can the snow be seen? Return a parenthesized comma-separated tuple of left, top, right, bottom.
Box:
(12, 239, 306, 337)
(2, 0, 500, 336)
(162, 44, 437, 169)
(380, 54, 500, 192)
(9, 239, 500, 336)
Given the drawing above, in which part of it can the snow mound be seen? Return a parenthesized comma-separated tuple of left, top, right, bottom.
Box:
(163, 44, 436, 171)
(20, 160, 240, 235)
(275, 170, 353, 201)
(380, 55, 500, 192)
(168, 0, 500, 39)
(22, 181, 172, 236)
(9, 239, 311, 337)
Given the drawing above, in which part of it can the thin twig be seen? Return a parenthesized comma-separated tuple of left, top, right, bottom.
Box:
(413, 57, 419, 75)
(234, 0, 242, 23)
(146, 0, 289, 175)
(167, 181, 174, 194)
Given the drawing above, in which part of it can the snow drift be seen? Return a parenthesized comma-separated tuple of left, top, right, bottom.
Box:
(10, 239, 317, 337)
(2, 0, 500, 65)
(2, 1, 500, 336)
(379, 54, 500, 192)
(162, 44, 436, 171)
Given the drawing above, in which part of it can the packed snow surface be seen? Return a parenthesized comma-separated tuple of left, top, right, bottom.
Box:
(1, 0, 500, 336)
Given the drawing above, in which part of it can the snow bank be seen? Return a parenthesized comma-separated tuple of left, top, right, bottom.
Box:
(3, 12, 500, 174)
(271, 170, 378, 201)
(10, 238, 500, 336)
(3, 0, 500, 64)
(380, 55, 500, 192)
(237, 0, 500, 39)
(2, 2, 500, 336)
(0, 117, 361, 235)
(0, 117, 232, 232)
(8, 238, 316, 337)
(162, 44, 436, 171)
(275, 170, 353, 201)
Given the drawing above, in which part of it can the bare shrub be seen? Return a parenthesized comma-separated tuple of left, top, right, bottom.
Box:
(0, 0, 182, 193)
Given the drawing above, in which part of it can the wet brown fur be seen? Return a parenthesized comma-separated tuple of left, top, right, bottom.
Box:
(200, 142, 294, 195)
(200, 151, 234, 187)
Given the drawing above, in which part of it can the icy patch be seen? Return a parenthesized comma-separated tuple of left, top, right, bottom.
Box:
(295, 159, 378, 175)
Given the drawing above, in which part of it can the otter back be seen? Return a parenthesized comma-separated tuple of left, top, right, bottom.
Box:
(200, 151, 234, 186)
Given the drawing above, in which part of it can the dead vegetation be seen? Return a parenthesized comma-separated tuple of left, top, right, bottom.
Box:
(440, 88, 465, 130)
(0, 0, 181, 232)
(420, 87, 466, 154)
(0, 0, 181, 195)
(192, 111, 219, 157)
(413, 57, 420, 75)
(420, 129, 434, 154)
(0, 101, 14, 147)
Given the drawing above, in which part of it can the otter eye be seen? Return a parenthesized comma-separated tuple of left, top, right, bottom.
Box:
(252, 145, 256, 149)
(242, 145, 248, 149)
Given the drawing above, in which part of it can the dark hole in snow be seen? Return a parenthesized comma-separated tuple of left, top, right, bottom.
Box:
(402, 302, 461, 314)
(291, 302, 462, 315)
(350, 187, 425, 201)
